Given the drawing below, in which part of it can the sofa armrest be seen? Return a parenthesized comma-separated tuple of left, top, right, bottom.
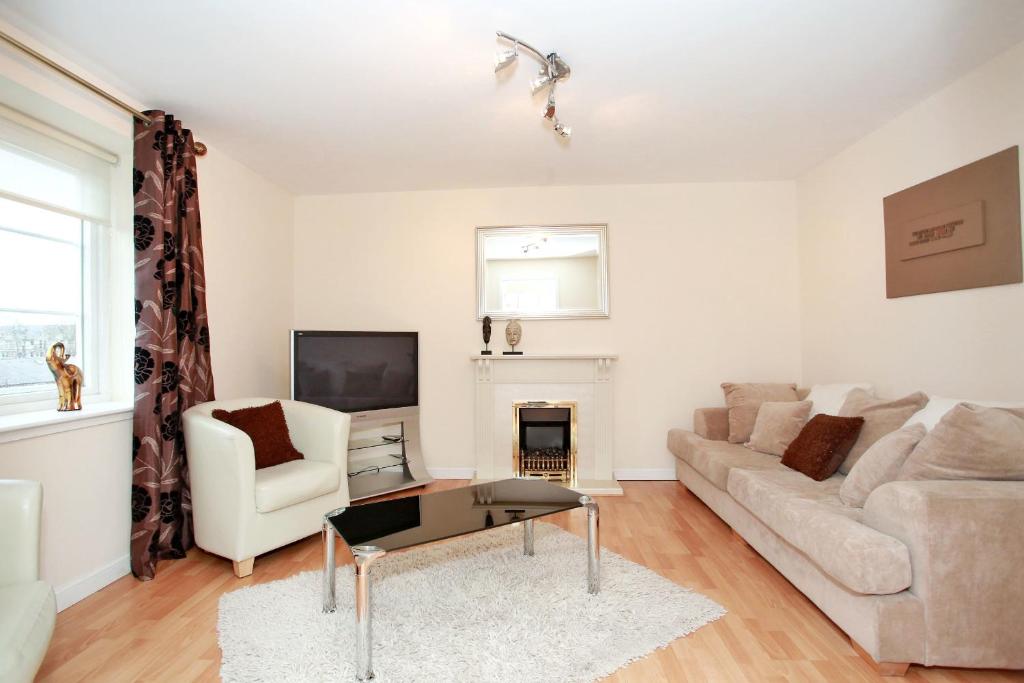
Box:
(693, 407, 729, 441)
(862, 480, 1024, 668)
(0, 480, 42, 584)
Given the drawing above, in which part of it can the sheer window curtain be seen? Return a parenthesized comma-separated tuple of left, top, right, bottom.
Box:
(131, 111, 214, 580)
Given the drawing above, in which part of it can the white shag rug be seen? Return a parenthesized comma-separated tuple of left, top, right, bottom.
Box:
(218, 522, 724, 682)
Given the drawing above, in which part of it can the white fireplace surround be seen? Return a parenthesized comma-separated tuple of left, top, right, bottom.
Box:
(472, 354, 623, 495)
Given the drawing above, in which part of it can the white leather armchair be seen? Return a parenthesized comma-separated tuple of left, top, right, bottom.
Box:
(183, 398, 351, 577)
(0, 480, 56, 683)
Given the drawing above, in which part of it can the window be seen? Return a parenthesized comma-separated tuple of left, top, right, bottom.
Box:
(0, 198, 100, 404)
(500, 277, 559, 313)
(0, 101, 121, 413)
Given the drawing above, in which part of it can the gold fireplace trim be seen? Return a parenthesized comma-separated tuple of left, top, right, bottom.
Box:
(512, 400, 578, 485)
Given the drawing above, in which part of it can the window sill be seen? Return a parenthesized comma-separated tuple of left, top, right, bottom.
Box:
(0, 401, 133, 444)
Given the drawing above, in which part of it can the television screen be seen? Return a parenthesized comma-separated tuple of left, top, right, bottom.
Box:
(292, 331, 418, 413)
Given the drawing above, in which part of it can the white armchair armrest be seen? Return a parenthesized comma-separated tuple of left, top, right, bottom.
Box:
(182, 409, 258, 560)
(0, 480, 42, 585)
(280, 400, 352, 470)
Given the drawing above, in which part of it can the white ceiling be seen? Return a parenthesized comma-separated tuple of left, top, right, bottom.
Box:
(3, 1, 1024, 195)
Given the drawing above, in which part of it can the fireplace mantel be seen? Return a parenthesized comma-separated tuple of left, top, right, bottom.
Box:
(471, 353, 622, 495)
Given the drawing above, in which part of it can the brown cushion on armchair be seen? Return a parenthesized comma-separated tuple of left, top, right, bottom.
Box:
(782, 414, 865, 481)
(212, 400, 304, 470)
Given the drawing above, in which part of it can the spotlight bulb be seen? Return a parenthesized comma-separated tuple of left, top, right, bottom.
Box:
(494, 46, 518, 72)
(529, 73, 552, 93)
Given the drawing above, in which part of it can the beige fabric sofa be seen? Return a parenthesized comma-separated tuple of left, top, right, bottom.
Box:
(668, 406, 1024, 675)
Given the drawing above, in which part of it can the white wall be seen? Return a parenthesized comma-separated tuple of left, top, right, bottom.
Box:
(0, 23, 294, 609)
(797, 41, 1024, 400)
(293, 182, 802, 475)
(200, 146, 294, 399)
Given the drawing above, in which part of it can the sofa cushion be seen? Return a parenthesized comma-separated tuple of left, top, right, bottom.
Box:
(667, 428, 785, 490)
(840, 423, 926, 508)
(721, 382, 799, 444)
(0, 581, 56, 683)
(781, 414, 864, 481)
(727, 469, 912, 595)
(899, 403, 1024, 482)
(837, 389, 929, 472)
(906, 396, 1024, 431)
(254, 459, 340, 513)
(747, 400, 812, 456)
(805, 382, 873, 416)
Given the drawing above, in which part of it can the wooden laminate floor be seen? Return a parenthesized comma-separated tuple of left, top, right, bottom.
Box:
(38, 481, 1024, 682)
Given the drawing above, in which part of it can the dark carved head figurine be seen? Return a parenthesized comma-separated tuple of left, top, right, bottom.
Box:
(482, 316, 492, 344)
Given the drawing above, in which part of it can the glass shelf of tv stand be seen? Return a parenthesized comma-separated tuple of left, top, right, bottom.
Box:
(347, 451, 409, 478)
(348, 435, 408, 451)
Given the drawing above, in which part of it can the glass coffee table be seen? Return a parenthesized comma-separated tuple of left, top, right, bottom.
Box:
(321, 478, 600, 681)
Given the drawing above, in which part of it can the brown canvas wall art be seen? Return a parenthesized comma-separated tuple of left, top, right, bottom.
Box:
(883, 146, 1021, 298)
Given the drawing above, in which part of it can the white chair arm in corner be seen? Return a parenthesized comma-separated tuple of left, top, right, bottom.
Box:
(0, 479, 56, 683)
(0, 479, 43, 584)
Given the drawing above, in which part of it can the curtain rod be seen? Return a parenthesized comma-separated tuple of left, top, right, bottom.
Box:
(0, 29, 207, 156)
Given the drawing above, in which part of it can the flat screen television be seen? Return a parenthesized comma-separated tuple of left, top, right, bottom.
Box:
(291, 331, 418, 414)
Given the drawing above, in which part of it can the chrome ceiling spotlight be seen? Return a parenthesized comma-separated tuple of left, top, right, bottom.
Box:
(541, 84, 571, 139)
(494, 42, 518, 72)
(496, 31, 572, 139)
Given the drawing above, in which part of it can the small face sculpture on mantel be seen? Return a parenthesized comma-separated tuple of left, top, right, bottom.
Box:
(504, 319, 523, 355)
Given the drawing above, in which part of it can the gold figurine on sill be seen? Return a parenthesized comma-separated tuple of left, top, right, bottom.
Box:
(46, 342, 83, 411)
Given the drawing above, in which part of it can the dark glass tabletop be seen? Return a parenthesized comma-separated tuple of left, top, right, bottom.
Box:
(328, 478, 584, 552)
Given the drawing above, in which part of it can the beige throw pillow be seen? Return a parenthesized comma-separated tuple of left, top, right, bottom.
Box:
(837, 388, 929, 473)
(900, 403, 1024, 481)
(721, 382, 799, 444)
(840, 422, 926, 507)
(746, 400, 812, 456)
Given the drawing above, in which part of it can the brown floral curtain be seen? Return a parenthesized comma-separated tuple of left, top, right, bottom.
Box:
(131, 111, 215, 580)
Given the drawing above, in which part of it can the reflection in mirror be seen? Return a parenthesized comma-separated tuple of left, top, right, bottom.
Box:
(477, 225, 609, 319)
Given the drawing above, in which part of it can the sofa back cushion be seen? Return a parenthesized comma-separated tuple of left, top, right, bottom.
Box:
(747, 400, 812, 456)
(899, 403, 1024, 481)
(781, 414, 865, 481)
(837, 389, 929, 472)
(840, 422, 926, 507)
(721, 382, 799, 444)
(906, 396, 1024, 431)
(212, 401, 305, 470)
(804, 383, 873, 417)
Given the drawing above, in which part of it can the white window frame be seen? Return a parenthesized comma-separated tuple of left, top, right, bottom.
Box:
(0, 207, 110, 414)
(0, 79, 133, 428)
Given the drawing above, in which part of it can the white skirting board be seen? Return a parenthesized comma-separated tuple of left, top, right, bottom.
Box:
(613, 468, 676, 480)
(55, 553, 130, 612)
(430, 468, 677, 481)
(426, 467, 477, 479)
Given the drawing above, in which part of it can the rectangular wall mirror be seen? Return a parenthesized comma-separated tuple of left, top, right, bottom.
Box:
(476, 224, 609, 319)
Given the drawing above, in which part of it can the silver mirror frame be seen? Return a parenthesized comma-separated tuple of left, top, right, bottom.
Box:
(476, 224, 610, 320)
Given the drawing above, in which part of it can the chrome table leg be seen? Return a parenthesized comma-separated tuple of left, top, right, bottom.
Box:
(322, 511, 342, 613)
(353, 545, 386, 681)
(580, 495, 600, 594)
(523, 518, 535, 556)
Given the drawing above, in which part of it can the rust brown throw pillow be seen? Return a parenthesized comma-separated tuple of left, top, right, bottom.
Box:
(212, 401, 304, 470)
(782, 414, 865, 481)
